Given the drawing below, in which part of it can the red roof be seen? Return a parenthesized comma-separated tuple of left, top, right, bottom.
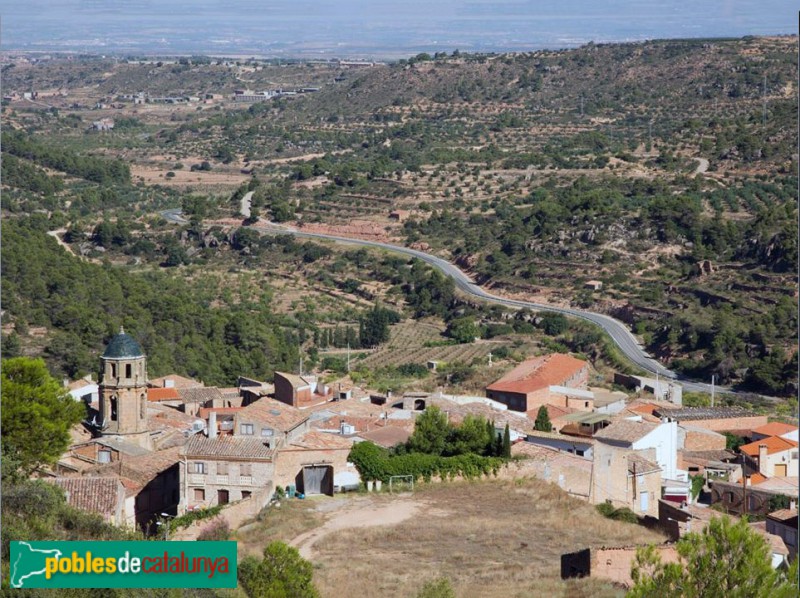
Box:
(147, 387, 179, 402)
(753, 422, 798, 438)
(487, 354, 587, 395)
(740, 436, 798, 457)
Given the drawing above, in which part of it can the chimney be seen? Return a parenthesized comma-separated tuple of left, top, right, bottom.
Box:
(208, 412, 217, 439)
(790, 499, 797, 511)
(758, 444, 768, 476)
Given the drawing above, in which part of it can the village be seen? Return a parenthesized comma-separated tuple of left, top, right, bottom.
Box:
(42, 326, 799, 588)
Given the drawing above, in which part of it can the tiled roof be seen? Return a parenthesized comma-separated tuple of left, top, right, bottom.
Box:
(486, 354, 588, 394)
(147, 387, 179, 402)
(357, 426, 412, 448)
(740, 436, 798, 457)
(594, 420, 658, 445)
(288, 431, 353, 450)
(654, 407, 759, 421)
(274, 371, 314, 389)
(526, 430, 595, 444)
(628, 453, 661, 475)
(198, 407, 243, 419)
(237, 397, 308, 433)
(48, 477, 122, 517)
(767, 509, 798, 522)
(177, 387, 226, 404)
(753, 422, 798, 437)
(148, 374, 204, 389)
(183, 434, 274, 460)
(102, 331, 144, 359)
(680, 449, 737, 463)
(95, 437, 151, 456)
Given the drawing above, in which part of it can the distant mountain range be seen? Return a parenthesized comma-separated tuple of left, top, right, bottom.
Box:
(3, 0, 796, 58)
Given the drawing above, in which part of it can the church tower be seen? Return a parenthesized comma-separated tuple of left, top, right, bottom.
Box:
(99, 327, 150, 448)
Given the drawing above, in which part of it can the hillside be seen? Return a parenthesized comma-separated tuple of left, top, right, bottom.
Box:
(1, 36, 797, 396)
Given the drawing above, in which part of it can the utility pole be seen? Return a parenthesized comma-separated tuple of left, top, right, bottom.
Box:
(741, 453, 747, 516)
(346, 343, 351, 373)
(299, 357, 303, 377)
(711, 375, 715, 408)
(488, 351, 493, 368)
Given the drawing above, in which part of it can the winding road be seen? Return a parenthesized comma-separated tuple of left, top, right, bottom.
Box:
(253, 223, 735, 395)
(162, 207, 745, 398)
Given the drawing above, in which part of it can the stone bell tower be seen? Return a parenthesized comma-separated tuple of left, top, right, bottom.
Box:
(99, 327, 150, 448)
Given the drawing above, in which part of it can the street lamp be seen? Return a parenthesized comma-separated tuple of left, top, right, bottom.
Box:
(155, 513, 174, 541)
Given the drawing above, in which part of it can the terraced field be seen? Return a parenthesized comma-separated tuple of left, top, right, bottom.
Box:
(357, 321, 504, 368)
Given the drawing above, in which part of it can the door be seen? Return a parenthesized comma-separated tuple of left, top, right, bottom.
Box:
(302, 466, 333, 495)
(217, 489, 229, 505)
(775, 464, 787, 477)
(640, 491, 649, 513)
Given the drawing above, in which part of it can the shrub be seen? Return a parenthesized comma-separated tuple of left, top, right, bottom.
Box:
(197, 518, 230, 541)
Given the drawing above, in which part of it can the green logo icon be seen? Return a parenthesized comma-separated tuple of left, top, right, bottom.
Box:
(10, 541, 237, 588)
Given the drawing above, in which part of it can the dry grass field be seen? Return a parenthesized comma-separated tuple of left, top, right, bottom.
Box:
(240, 476, 666, 598)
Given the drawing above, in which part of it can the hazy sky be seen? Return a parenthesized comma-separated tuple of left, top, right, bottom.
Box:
(2, 1, 797, 56)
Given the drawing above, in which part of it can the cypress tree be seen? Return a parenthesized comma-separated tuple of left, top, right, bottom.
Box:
(502, 424, 511, 458)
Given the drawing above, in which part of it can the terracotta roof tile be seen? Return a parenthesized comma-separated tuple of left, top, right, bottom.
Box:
(148, 387, 179, 402)
(357, 427, 412, 448)
(753, 422, 798, 438)
(177, 387, 226, 404)
(183, 435, 274, 460)
(594, 420, 658, 445)
(288, 431, 353, 450)
(740, 436, 798, 457)
(237, 397, 308, 433)
(148, 374, 204, 389)
(47, 477, 122, 517)
(628, 453, 661, 475)
(486, 354, 588, 394)
(767, 509, 798, 522)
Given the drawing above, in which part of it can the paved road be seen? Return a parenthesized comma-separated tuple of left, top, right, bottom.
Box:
(252, 222, 784, 399)
(256, 225, 677, 372)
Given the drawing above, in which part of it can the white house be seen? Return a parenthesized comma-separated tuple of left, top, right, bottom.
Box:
(595, 419, 680, 481)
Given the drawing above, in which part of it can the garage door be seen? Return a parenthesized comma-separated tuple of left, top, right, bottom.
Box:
(302, 466, 333, 495)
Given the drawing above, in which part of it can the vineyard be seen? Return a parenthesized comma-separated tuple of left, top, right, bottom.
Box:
(357, 320, 506, 369)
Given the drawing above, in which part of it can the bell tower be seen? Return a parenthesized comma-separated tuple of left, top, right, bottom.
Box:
(99, 327, 150, 448)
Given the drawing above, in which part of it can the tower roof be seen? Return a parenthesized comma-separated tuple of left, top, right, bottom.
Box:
(102, 327, 144, 359)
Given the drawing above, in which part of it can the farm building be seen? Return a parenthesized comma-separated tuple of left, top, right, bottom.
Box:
(486, 353, 590, 413)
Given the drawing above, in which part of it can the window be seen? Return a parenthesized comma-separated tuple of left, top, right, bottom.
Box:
(110, 397, 118, 421)
(240, 423, 254, 435)
(98, 450, 111, 463)
(193, 488, 205, 501)
(111, 363, 117, 378)
(240, 464, 252, 477)
(217, 462, 228, 475)
(126, 364, 132, 378)
(192, 462, 207, 474)
(241, 491, 252, 500)
(261, 427, 274, 437)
